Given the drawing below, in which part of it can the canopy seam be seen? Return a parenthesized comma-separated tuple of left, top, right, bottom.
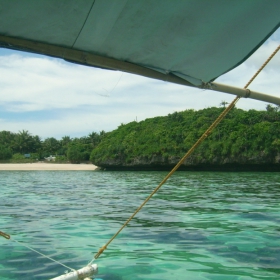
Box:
(71, 0, 96, 48)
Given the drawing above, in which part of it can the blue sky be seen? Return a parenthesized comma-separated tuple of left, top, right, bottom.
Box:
(0, 29, 279, 139)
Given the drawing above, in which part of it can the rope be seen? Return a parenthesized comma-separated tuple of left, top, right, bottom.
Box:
(92, 44, 280, 261)
(1, 230, 75, 272)
(244, 45, 280, 89)
(92, 95, 239, 261)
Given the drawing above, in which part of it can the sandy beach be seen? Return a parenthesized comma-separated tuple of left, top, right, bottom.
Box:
(0, 163, 98, 171)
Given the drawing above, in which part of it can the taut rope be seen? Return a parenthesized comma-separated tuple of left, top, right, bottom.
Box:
(92, 44, 280, 261)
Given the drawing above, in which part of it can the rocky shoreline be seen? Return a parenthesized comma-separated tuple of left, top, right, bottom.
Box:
(94, 154, 280, 171)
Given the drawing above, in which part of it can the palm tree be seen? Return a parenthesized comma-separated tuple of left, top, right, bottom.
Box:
(29, 135, 42, 153)
(220, 101, 228, 108)
(43, 137, 61, 155)
(88, 132, 100, 147)
(13, 130, 33, 154)
(60, 136, 72, 156)
(61, 135, 72, 146)
(0, 131, 16, 149)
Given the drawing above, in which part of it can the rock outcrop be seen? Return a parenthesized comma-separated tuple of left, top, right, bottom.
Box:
(93, 152, 280, 171)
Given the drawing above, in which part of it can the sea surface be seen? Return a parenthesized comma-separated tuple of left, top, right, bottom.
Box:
(0, 171, 279, 280)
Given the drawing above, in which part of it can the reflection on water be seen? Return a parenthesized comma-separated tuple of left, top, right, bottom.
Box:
(0, 171, 280, 279)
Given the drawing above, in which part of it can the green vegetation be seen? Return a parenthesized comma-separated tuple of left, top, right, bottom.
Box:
(1, 106, 280, 168)
(90, 106, 280, 168)
(0, 130, 105, 163)
(0, 144, 12, 160)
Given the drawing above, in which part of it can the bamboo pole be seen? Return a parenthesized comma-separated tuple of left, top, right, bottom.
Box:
(207, 82, 280, 106)
(0, 35, 279, 105)
(49, 264, 98, 280)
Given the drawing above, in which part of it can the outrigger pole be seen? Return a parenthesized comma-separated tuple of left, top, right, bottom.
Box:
(49, 264, 98, 280)
(0, 35, 279, 106)
(0, 230, 98, 280)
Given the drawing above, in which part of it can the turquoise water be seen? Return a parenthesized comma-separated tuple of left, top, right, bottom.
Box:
(0, 171, 279, 280)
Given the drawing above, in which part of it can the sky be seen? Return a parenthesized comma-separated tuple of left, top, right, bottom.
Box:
(0, 29, 279, 140)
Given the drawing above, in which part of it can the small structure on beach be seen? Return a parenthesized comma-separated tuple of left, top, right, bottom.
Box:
(44, 155, 56, 162)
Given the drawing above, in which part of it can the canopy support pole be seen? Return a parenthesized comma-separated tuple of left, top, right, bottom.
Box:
(206, 82, 280, 106)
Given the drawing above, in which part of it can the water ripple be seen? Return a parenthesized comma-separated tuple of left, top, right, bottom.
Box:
(0, 171, 279, 279)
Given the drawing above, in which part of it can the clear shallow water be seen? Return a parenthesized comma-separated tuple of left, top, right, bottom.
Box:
(0, 171, 279, 280)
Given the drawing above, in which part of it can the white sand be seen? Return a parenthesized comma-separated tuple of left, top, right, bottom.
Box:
(0, 163, 98, 171)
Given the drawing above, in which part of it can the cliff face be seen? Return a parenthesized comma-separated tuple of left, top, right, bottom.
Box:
(93, 152, 280, 171)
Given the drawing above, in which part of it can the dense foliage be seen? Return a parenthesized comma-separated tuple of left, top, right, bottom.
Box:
(0, 130, 105, 163)
(0, 144, 12, 160)
(90, 106, 280, 167)
(1, 106, 280, 167)
(67, 143, 90, 163)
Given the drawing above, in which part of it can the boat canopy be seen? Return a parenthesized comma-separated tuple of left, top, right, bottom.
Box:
(0, 0, 279, 97)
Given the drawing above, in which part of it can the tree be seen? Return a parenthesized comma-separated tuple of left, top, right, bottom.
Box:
(0, 131, 16, 150)
(43, 137, 61, 155)
(67, 143, 89, 163)
(265, 104, 280, 114)
(12, 130, 33, 154)
(60, 136, 72, 155)
(61, 136, 72, 146)
(30, 135, 42, 153)
(220, 100, 228, 108)
(0, 144, 12, 160)
(88, 132, 101, 147)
